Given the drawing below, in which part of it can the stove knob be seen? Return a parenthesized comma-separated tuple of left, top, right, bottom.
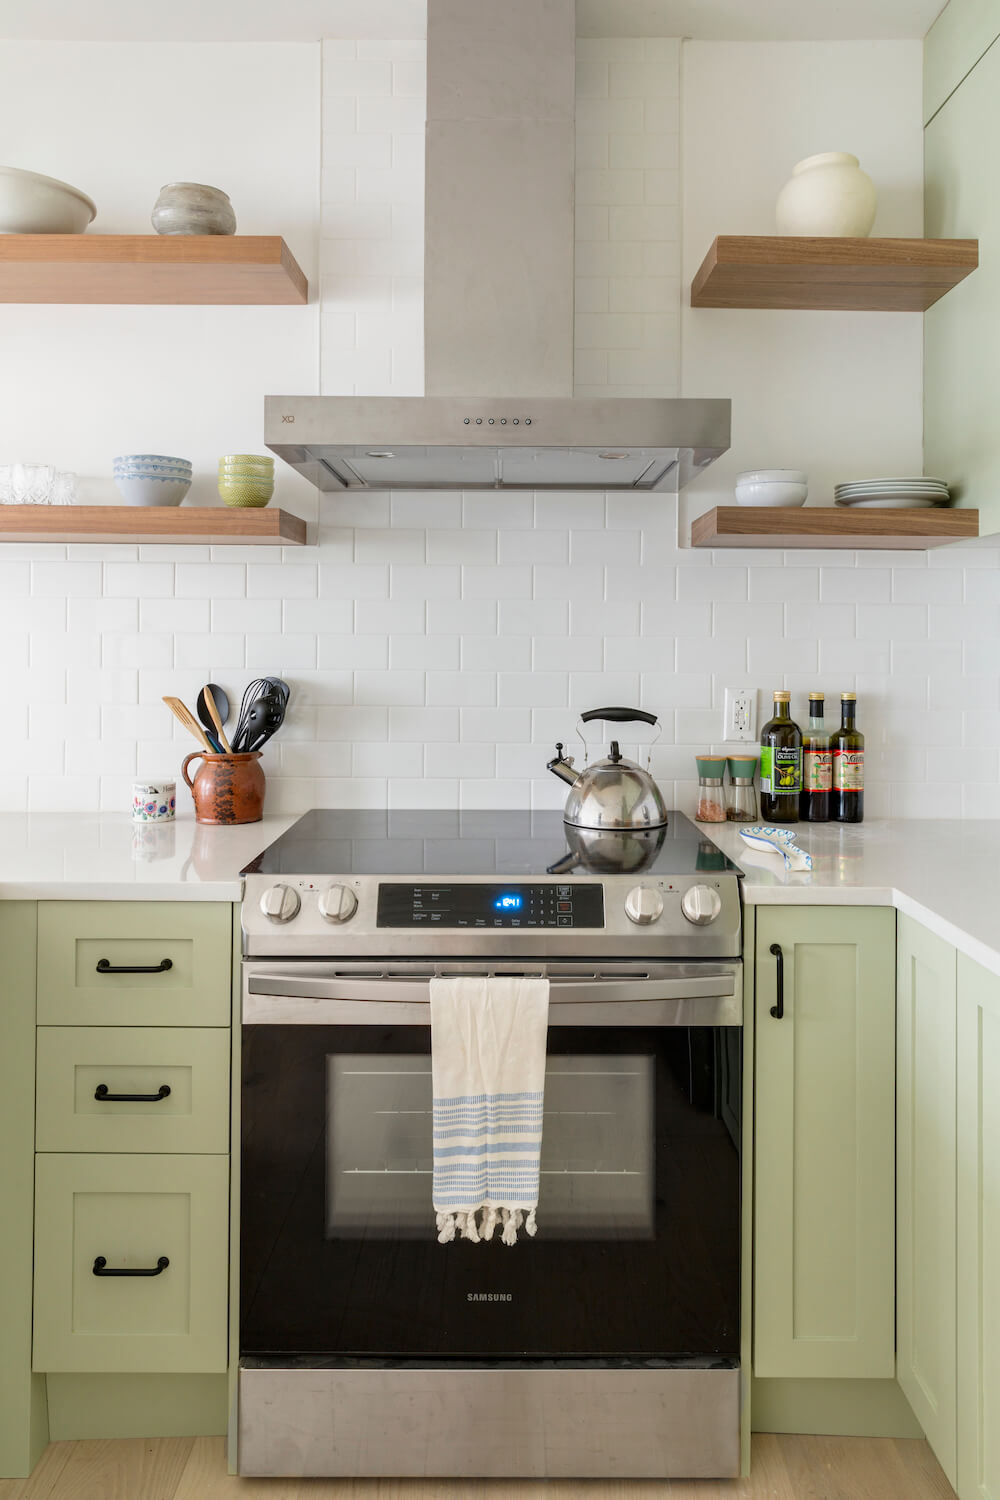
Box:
(319, 884, 358, 924)
(259, 883, 301, 923)
(681, 884, 723, 925)
(625, 886, 664, 926)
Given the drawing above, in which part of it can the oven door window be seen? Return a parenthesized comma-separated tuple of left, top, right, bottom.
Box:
(327, 1052, 655, 1239)
(241, 1025, 740, 1360)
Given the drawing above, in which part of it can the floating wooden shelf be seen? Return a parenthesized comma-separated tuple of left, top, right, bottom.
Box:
(692, 506, 979, 550)
(691, 237, 978, 311)
(0, 235, 308, 304)
(0, 506, 307, 545)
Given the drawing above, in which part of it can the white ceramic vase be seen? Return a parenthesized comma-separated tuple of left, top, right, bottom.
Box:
(775, 152, 877, 237)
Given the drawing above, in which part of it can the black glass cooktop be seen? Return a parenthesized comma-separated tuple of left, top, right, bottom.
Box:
(243, 809, 742, 880)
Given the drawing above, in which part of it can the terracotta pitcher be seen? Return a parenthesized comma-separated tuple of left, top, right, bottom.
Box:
(181, 751, 265, 825)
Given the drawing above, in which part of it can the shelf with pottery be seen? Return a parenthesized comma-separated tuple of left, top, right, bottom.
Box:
(0, 505, 307, 545)
(693, 151, 977, 311)
(0, 235, 307, 304)
(691, 506, 979, 550)
(690, 236, 979, 311)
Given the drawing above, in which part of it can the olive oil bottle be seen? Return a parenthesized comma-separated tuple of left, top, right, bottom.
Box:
(832, 692, 864, 823)
(759, 690, 802, 823)
(800, 692, 831, 822)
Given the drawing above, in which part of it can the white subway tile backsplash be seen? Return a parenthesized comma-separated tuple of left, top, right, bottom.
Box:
(463, 634, 531, 671)
(427, 530, 497, 565)
(390, 635, 459, 670)
(427, 671, 497, 707)
(389, 707, 459, 742)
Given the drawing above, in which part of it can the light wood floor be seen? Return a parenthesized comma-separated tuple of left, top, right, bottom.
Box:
(0, 1434, 956, 1500)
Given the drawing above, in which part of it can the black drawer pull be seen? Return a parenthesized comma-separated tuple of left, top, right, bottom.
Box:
(769, 942, 785, 1019)
(96, 958, 173, 975)
(94, 1083, 171, 1103)
(93, 1256, 170, 1277)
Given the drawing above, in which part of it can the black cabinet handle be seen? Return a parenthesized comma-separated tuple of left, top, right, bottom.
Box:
(769, 942, 785, 1019)
(96, 958, 173, 975)
(93, 1256, 169, 1277)
(94, 1084, 171, 1103)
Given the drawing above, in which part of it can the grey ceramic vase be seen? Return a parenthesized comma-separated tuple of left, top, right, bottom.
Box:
(151, 182, 237, 236)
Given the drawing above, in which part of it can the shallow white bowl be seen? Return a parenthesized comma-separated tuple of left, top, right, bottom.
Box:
(114, 474, 191, 508)
(736, 469, 808, 485)
(0, 165, 96, 234)
(735, 480, 808, 508)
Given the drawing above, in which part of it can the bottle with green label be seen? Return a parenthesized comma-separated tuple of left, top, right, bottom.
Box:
(800, 692, 831, 822)
(832, 692, 864, 823)
(759, 690, 802, 823)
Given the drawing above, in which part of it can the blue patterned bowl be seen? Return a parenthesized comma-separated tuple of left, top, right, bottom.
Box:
(114, 474, 192, 508)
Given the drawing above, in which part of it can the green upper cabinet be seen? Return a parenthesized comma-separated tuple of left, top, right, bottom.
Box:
(37, 902, 232, 1027)
(924, 1, 1000, 535)
(956, 953, 1000, 1500)
(896, 914, 958, 1486)
(753, 906, 896, 1380)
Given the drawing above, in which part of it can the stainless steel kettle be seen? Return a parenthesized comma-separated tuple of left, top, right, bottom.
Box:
(547, 707, 668, 830)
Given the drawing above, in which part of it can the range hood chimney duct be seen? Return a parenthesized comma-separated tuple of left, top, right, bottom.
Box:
(423, 0, 576, 398)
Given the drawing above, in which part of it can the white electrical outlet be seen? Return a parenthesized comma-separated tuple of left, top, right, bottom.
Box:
(723, 688, 757, 743)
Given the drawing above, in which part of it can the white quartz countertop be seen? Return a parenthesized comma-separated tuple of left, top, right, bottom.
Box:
(0, 810, 997, 978)
(0, 812, 298, 901)
(701, 817, 1000, 979)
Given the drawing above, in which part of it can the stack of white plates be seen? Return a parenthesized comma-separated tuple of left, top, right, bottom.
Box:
(834, 476, 950, 510)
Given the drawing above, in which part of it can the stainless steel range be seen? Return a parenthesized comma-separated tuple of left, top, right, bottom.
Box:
(238, 809, 744, 1480)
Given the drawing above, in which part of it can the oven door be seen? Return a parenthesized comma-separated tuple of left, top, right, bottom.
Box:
(240, 960, 742, 1362)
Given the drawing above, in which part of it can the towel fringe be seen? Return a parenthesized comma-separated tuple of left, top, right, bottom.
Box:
(480, 1206, 499, 1241)
(436, 1212, 456, 1244)
(525, 1206, 537, 1237)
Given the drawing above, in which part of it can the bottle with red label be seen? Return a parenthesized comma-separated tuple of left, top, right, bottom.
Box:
(832, 692, 864, 823)
(800, 692, 831, 822)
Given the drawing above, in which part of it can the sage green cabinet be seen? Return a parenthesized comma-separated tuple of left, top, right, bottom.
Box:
(896, 914, 958, 1485)
(35, 1027, 230, 1155)
(956, 954, 1000, 1500)
(33, 1153, 229, 1374)
(37, 902, 231, 1027)
(754, 906, 895, 1379)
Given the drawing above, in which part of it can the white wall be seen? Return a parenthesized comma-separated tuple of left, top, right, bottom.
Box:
(2, 34, 998, 821)
(574, 37, 681, 397)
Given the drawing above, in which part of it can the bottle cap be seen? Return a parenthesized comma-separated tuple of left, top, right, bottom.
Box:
(773, 690, 791, 701)
(808, 691, 824, 701)
(696, 755, 727, 779)
(841, 691, 857, 701)
(727, 755, 758, 779)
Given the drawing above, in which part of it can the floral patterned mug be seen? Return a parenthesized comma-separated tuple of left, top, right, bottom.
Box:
(132, 779, 176, 822)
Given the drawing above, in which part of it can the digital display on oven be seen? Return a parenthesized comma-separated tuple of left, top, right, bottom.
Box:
(376, 883, 605, 928)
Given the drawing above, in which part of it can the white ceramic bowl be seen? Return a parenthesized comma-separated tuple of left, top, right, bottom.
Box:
(735, 480, 808, 508)
(0, 165, 96, 234)
(114, 474, 192, 508)
(736, 469, 807, 486)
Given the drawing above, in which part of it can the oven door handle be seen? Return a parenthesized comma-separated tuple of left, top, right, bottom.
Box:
(243, 968, 743, 1027)
(245, 971, 738, 1006)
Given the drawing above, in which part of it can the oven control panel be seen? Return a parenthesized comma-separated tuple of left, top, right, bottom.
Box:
(376, 882, 605, 929)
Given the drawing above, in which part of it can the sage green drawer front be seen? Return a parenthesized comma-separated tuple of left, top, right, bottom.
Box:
(33, 1153, 228, 1374)
(35, 1028, 230, 1154)
(37, 902, 231, 1027)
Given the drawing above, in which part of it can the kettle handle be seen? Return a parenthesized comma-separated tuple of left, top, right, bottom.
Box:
(580, 706, 658, 727)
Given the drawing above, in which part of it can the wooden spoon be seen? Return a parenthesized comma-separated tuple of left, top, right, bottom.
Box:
(162, 695, 213, 752)
(203, 685, 232, 753)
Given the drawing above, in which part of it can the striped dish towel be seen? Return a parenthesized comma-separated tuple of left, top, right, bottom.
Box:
(430, 975, 550, 1246)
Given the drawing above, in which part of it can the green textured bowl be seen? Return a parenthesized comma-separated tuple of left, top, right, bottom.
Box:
(219, 453, 273, 467)
(218, 477, 274, 509)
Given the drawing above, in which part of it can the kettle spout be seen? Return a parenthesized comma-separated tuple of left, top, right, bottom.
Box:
(547, 742, 578, 786)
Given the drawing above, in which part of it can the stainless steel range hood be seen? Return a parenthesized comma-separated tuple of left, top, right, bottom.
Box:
(266, 0, 730, 493)
(264, 395, 729, 492)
